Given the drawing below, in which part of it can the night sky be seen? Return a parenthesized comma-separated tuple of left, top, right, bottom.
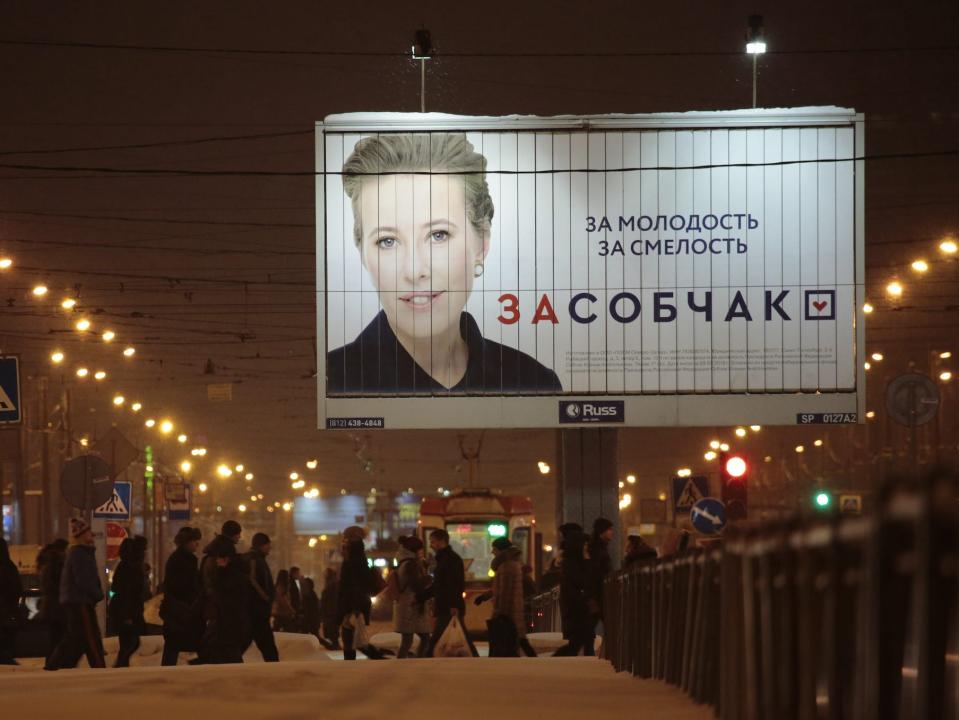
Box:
(1, 1, 957, 519)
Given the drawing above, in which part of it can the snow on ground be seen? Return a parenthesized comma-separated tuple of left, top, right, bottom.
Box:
(0, 656, 712, 720)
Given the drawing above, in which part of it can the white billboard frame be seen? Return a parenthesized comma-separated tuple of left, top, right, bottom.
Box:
(316, 108, 865, 429)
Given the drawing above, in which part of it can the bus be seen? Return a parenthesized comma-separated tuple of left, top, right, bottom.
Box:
(418, 489, 536, 633)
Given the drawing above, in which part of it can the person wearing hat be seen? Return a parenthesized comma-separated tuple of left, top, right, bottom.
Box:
(584, 517, 615, 656)
(391, 535, 432, 658)
(45, 518, 106, 669)
(483, 537, 533, 657)
(243, 532, 278, 662)
(160, 526, 202, 665)
(109, 535, 148, 667)
(553, 529, 592, 656)
(207, 537, 249, 663)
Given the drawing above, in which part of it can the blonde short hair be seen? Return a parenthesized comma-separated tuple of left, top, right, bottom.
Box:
(341, 133, 494, 246)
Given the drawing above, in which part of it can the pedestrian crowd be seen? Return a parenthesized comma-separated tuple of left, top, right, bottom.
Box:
(0, 513, 644, 667)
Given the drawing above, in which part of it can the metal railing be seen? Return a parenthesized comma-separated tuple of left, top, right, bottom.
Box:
(602, 470, 959, 720)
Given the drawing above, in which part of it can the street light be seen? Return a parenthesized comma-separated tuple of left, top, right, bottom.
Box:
(61, 298, 76, 310)
(871, 352, 884, 362)
(94, 370, 106, 381)
(745, 15, 766, 108)
(795, 445, 805, 453)
(76, 367, 89, 378)
(306, 459, 318, 469)
(180, 461, 192, 473)
(198, 482, 208, 493)
(123, 347, 135, 357)
(749, 425, 761, 432)
(145, 418, 156, 428)
(0, 257, 12, 269)
(32, 285, 48, 297)
(159, 419, 174, 435)
(626, 474, 636, 484)
(75, 318, 91, 332)
(112, 395, 125, 406)
(216, 464, 232, 479)
(131, 402, 142, 412)
(50, 351, 65, 364)
(886, 281, 904, 298)
(911, 259, 929, 273)
(940, 351, 952, 359)
(939, 238, 958, 255)
(941, 371, 953, 382)
(863, 302, 874, 314)
(705, 451, 717, 461)
(177, 434, 187, 443)
(537, 461, 550, 475)
(814, 439, 823, 447)
(735, 427, 747, 438)
(245, 473, 254, 481)
(289, 471, 300, 481)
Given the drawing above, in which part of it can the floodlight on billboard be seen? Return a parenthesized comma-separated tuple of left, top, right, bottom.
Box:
(316, 109, 865, 429)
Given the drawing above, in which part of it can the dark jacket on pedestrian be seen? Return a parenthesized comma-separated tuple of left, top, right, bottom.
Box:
(585, 536, 613, 615)
(301, 577, 321, 635)
(319, 571, 338, 630)
(337, 541, 377, 624)
(559, 537, 591, 639)
(60, 543, 103, 606)
(491, 546, 526, 638)
(0, 541, 23, 623)
(161, 546, 201, 648)
(245, 548, 275, 617)
(200, 534, 235, 599)
(108, 541, 145, 627)
(419, 545, 466, 617)
(37, 542, 66, 622)
(208, 551, 250, 661)
(623, 539, 657, 570)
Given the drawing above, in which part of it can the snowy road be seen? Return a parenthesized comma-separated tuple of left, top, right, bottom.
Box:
(0, 657, 712, 720)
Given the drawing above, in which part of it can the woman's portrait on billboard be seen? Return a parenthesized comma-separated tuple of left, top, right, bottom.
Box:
(326, 133, 562, 395)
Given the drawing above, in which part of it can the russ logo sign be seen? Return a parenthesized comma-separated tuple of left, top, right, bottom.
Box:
(559, 400, 625, 424)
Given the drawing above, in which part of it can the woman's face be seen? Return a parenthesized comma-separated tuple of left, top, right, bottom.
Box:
(357, 173, 488, 343)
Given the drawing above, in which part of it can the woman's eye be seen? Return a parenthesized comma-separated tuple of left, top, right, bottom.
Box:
(430, 230, 449, 243)
(375, 236, 397, 249)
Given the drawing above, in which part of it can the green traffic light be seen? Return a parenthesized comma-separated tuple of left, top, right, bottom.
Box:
(814, 491, 832, 508)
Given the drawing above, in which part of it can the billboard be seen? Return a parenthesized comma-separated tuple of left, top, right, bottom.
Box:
(317, 109, 865, 429)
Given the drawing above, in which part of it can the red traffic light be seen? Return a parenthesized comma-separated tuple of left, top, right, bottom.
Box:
(724, 455, 748, 479)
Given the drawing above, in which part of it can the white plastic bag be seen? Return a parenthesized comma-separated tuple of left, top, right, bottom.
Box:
(433, 616, 472, 657)
(345, 612, 370, 651)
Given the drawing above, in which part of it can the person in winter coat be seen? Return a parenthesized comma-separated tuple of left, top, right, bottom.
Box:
(623, 535, 657, 570)
(338, 538, 383, 660)
(37, 539, 68, 665)
(301, 577, 322, 641)
(243, 532, 278, 662)
(476, 538, 537, 657)
(0, 538, 23, 665)
(272, 569, 296, 632)
(45, 518, 106, 669)
(206, 537, 249, 664)
(109, 536, 148, 667)
(318, 567, 340, 650)
(584, 517, 615, 655)
(419, 528, 479, 658)
(391, 535, 432, 658)
(288, 566, 303, 630)
(553, 529, 593, 656)
(161, 526, 202, 666)
(197, 521, 241, 661)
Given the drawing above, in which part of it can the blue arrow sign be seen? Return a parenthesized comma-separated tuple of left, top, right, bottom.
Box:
(0, 356, 22, 425)
(690, 497, 728, 535)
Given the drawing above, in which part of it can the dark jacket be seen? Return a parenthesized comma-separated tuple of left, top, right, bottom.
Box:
(586, 537, 613, 614)
(163, 547, 200, 608)
(288, 576, 301, 613)
(623, 542, 657, 570)
(337, 558, 377, 624)
(419, 545, 466, 617)
(37, 545, 66, 621)
(302, 581, 321, 634)
(108, 560, 145, 626)
(0, 559, 22, 618)
(200, 535, 236, 599)
(559, 554, 591, 638)
(327, 310, 563, 395)
(245, 548, 275, 615)
(211, 556, 250, 649)
(60, 544, 103, 606)
(319, 578, 338, 627)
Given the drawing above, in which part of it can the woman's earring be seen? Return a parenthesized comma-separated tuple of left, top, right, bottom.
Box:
(473, 262, 484, 278)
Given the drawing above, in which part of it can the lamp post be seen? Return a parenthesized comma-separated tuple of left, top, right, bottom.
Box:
(745, 15, 767, 108)
(412, 29, 432, 113)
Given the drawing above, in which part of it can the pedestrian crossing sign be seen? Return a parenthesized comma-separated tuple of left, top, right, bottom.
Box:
(93, 481, 131, 520)
(672, 475, 709, 512)
(0, 356, 22, 425)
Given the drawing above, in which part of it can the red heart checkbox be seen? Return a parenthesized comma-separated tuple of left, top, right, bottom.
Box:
(812, 300, 828, 312)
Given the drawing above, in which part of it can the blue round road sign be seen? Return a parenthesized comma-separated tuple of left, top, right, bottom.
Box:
(690, 497, 728, 535)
